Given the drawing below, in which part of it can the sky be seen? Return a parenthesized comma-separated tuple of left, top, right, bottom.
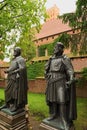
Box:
(45, 0, 77, 15)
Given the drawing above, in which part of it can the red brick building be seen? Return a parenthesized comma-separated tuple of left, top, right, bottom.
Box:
(34, 5, 78, 57)
(33, 5, 87, 73)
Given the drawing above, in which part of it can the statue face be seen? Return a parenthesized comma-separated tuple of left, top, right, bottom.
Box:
(54, 44, 64, 55)
(13, 49, 19, 57)
(13, 47, 21, 57)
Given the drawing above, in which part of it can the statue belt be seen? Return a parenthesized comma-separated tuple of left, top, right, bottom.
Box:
(48, 76, 65, 84)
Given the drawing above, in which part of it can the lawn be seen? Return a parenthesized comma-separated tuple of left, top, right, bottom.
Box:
(28, 92, 49, 120)
(0, 89, 87, 130)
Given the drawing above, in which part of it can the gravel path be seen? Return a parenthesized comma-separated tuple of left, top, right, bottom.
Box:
(29, 115, 41, 130)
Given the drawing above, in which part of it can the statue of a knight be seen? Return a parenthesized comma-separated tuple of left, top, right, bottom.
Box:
(45, 42, 77, 130)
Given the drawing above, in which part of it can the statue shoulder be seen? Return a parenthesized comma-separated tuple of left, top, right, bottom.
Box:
(62, 55, 72, 65)
(63, 54, 70, 61)
(16, 56, 25, 62)
(16, 56, 26, 67)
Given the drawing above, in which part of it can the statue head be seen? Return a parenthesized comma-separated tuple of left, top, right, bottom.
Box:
(13, 47, 21, 57)
(54, 42, 64, 56)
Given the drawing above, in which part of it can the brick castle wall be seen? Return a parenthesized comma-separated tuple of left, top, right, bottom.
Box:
(0, 56, 87, 97)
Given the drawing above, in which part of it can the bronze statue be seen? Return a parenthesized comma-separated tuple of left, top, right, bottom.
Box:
(0, 47, 28, 112)
(45, 42, 77, 130)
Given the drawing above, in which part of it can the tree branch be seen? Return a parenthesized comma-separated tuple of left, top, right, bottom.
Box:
(12, 14, 24, 18)
(12, 10, 29, 18)
(0, 2, 8, 10)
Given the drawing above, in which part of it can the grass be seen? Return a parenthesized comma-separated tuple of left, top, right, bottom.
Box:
(28, 93, 49, 120)
(0, 89, 87, 130)
(75, 98, 87, 130)
(0, 89, 4, 99)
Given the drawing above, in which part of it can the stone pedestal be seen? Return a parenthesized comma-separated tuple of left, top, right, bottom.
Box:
(39, 118, 75, 130)
(0, 108, 28, 130)
(40, 123, 60, 130)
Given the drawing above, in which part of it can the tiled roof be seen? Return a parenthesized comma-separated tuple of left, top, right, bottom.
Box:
(36, 18, 72, 39)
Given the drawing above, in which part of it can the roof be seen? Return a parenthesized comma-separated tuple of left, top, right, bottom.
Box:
(36, 18, 72, 39)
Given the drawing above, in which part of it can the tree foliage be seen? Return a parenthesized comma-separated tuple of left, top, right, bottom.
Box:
(16, 30, 36, 61)
(0, 0, 47, 59)
(60, 0, 87, 55)
(27, 61, 46, 79)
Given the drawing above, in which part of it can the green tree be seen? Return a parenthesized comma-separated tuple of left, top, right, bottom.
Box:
(0, 0, 47, 59)
(60, 0, 87, 55)
(16, 30, 36, 61)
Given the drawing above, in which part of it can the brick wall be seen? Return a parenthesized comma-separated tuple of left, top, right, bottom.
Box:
(76, 85, 87, 98)
(0, 77, 87, 98)
(71, 56, 87, 72)
(28, 76, 87, 98)
(35, 35, 58, 46)
(0, 56, 87, 97)
(28, 78, 46, 93)
(0, 67, 8, 79)
(0, 79, 6, 88)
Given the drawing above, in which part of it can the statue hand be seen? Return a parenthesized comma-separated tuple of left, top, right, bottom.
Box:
(4, 70, 9, 73)
(11, 70, 18, 74)
(66, 80, 73, 86)
(46, 73, 51, 80)
(66, 78, 77, 86)
(45, 73, 51, 80)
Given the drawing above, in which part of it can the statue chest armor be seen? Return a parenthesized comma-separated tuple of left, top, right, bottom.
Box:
(50, 58, 63, 72)
(10, 60, 18, 71)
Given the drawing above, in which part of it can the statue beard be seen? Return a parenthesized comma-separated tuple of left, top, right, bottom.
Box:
(54, 50, 63, 57)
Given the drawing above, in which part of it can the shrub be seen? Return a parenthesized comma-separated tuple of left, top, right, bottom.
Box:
(27, 61, 46, 79)
(77, 67, 87, 87)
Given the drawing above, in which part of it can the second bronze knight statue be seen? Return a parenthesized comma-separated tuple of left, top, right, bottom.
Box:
(45, 42, 77, 130)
